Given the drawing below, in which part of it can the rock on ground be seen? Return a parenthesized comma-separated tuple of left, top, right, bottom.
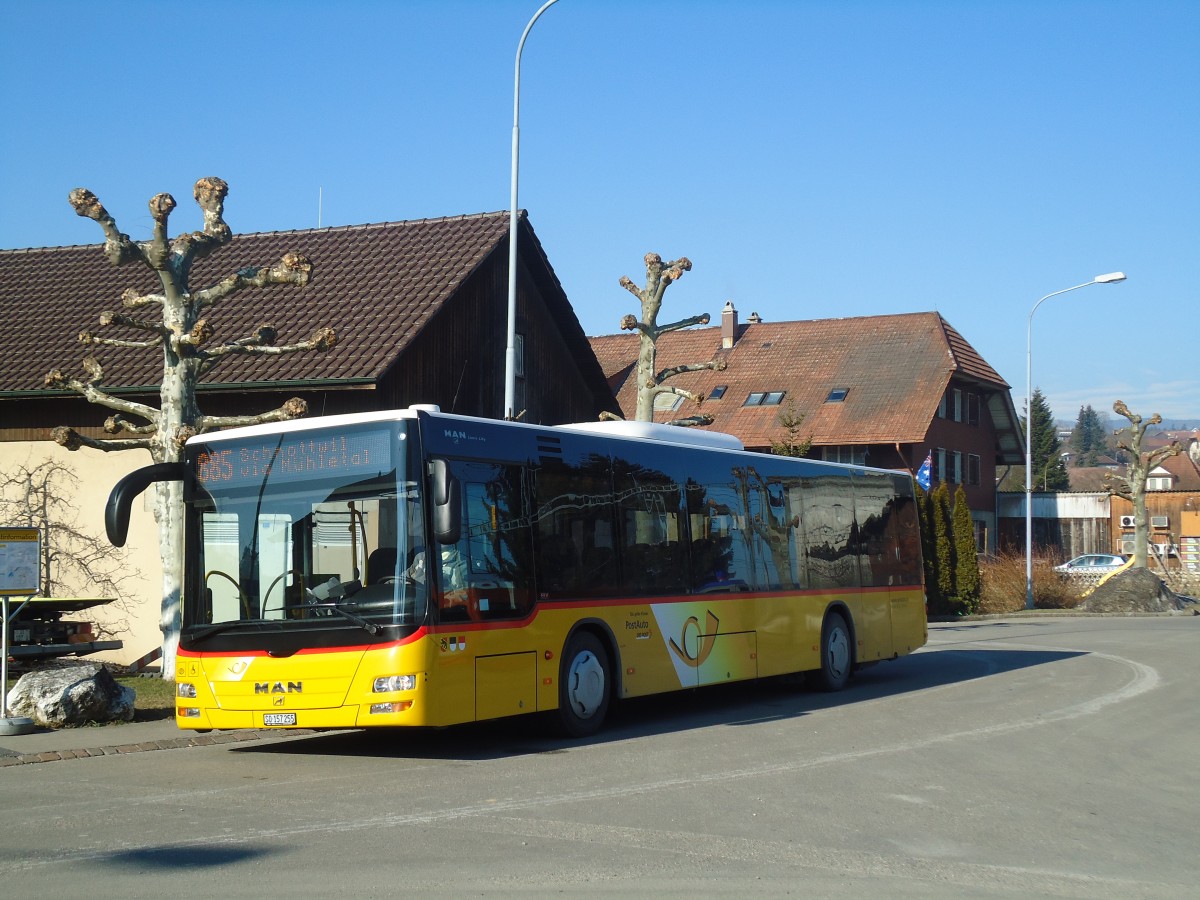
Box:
(6, 663, 135, 728)
(1077, 567, 1187, 614)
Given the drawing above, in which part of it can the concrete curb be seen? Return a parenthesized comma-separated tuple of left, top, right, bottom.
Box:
(0, 727, 324, 767)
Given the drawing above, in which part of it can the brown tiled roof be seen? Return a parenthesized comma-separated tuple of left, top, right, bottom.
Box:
(1067, 466, 1116, 492)
(0, 212, 518, 394)
(589, 311, 1011, 448)
(1158, 451, 1200, 490)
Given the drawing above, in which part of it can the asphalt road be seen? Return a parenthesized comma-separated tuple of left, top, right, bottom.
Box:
(1, 616, 1196, 898)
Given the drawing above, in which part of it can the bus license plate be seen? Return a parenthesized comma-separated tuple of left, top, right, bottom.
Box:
(263, 713, 297, 726)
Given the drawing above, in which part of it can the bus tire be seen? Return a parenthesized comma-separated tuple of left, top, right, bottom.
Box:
(816, 611, 852, 692)
(558, 631, 611, 738)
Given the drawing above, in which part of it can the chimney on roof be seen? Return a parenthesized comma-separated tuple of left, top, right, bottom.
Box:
(721, 301, 738, 349)
(747, 311, 762, 324)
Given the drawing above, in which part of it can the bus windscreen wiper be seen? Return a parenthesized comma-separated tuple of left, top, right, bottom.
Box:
(188, 619, 274, 643)
(308, 603, 381, 635)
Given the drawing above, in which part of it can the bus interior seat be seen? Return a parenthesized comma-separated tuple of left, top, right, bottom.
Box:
(366, 547, 398, 584)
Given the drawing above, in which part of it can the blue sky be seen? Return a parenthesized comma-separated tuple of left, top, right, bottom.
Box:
(3, 0, 1197, 423)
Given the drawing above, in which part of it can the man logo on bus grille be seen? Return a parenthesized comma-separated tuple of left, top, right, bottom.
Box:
(668, 610, 720, 668)
(255, 681, 302, 694)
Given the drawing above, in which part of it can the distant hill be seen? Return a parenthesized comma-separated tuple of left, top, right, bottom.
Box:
(1056, 418, 1200, 432)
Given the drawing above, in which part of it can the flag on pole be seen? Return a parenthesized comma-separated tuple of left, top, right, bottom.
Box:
(916, 452, 932, 491)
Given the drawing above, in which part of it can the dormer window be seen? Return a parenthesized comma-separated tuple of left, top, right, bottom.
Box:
(825, 388, 849, 403)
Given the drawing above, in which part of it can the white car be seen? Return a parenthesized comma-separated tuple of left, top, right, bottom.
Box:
(1053, 554, 1128, 574)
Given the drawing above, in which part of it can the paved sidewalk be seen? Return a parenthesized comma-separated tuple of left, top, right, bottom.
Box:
(0, 718, 328, 767)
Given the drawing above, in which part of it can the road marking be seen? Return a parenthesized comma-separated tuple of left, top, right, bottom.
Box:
(0, 639, 1163, 881)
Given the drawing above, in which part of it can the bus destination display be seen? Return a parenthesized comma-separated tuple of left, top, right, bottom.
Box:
(194, 429, 393, 488)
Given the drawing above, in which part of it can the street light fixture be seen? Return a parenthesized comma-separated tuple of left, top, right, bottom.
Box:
(1025, 272, 1126, 609)
(505, 0, 561, 420)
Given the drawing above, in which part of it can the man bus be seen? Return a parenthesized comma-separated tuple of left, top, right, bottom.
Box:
(107, 405, 926, 737)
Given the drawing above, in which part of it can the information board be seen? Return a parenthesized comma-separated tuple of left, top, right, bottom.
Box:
(0, 527, 40, 595)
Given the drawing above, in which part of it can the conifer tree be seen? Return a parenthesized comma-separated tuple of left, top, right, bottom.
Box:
(932, 482, 955, 613)
(952, 486, 980, 614)
(1069, 404, 1106, 467)
(917, 488, 941, 612)
(1027, 389, 1070, 490)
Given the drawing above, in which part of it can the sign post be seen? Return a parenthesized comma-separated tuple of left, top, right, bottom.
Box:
(1, 527, 40, 735)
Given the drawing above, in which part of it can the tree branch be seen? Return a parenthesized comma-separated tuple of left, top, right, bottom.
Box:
(45, 363, 159, 422)
(121, 287, 165, 309)
(1147, 442, 1183, 469)
(618, 276, 642, 300)
(104, 414, 157, 436)
(98, 310, 172, 336)
(655, 358, 726, 383)
(665, 414, 714, 428)
(619, 313, 653, 338)
(195, 397, 309, 433)
(168, 177, 233, 280)
(657, 312, 710, 334)
(68, 188, 146, 267)
(51, 426, 153, 453)
(79, 334, 162, 350)
(197, 326, 336, 375)
(192, 252, 315, 308)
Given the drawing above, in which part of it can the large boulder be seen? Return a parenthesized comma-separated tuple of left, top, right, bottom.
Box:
(1077, 567, 1186, 614)
(6, 663, 135, 728)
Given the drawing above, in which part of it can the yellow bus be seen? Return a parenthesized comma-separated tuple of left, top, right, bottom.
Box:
(107, 406, 926, 737)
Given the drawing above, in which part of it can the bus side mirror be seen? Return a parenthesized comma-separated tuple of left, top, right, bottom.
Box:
(106, 462, 186, 547)
(430, 458, 461, 545)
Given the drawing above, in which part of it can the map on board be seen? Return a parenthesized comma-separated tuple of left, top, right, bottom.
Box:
(0, 528, 41, 595)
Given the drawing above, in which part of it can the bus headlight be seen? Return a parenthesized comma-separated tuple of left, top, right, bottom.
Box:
(179, 707, 201, 718)
(177, 683, 198, 699)
(373, 674, 417, 693)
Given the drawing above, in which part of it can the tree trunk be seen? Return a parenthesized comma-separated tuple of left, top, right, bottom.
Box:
(154, 480, 183, 679)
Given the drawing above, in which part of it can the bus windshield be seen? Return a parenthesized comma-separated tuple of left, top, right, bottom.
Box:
(182, 422, 428, 640)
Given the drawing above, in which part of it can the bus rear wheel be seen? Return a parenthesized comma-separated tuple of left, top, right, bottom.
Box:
(816, 611, 852, 692)
(558, 632, 611, 738)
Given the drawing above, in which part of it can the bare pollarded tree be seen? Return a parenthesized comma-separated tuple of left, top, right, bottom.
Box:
(45, 178, 337, 677)
(1103, 400, 1182, 569)
(615, 253, 726, 425)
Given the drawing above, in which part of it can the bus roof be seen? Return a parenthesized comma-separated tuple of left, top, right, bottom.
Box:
(556, 419, 745, 451)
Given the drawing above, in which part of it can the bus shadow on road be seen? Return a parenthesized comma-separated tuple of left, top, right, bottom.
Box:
(231, 644, 1082, 762)
(98, 844, 276, 871)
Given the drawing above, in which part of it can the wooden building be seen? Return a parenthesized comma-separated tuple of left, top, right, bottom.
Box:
(0, 210, 618, 664)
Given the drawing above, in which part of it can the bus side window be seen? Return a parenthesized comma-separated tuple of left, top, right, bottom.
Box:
(437, 461, 534, 622)
(533, 463, 618, 599)
(613, 460, 685, 596)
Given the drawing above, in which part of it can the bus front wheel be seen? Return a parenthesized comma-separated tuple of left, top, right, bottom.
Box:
(816, 611, 852, 692)
(558, 632, 611, 738)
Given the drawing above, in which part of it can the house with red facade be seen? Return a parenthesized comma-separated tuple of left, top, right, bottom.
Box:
(589, 303, 1023, 551)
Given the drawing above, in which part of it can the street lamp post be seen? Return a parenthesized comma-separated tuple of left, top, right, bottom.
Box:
(1025, 272, 1126, 609)
(505, 0, 561, 421)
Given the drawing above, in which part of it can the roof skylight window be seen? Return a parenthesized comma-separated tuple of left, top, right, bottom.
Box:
(745, 391, 785, 407)
(825, 388, 849, 403)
